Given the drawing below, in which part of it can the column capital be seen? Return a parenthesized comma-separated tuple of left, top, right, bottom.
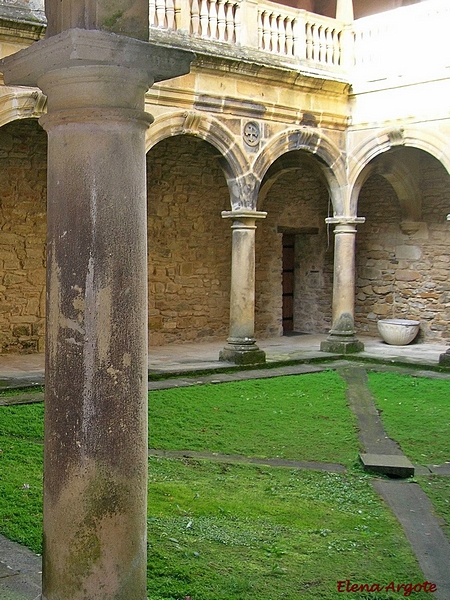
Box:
(222, 209, 267, 222)
(0, 28, 194, 89)
(326, 216, 365, 226)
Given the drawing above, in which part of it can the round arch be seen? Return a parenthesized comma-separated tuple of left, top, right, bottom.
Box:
(252, 127, 347, 215)
(349, 125, 450, 190)
(146, 110, 253, 208)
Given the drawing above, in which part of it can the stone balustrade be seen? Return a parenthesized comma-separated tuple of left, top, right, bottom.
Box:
(149, 0, 345, 70)
(4, 0, 450, 81)
(353, 0, 450, 85)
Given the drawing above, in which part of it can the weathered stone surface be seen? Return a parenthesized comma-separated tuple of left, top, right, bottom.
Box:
(356, 161, 450, 342)
(0, 119, 46, 353)
(360, 453, 415, 478)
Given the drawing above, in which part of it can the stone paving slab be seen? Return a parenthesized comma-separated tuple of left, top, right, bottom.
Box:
(149, 448, 346, 473)
(0, 535, 41, 600)
(372, 480, 450, 600)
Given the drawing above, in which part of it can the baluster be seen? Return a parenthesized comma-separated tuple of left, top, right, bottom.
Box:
(156, 0, 166, 28)
(234, 2, 241, 44)
(217, 0, 226, 40)
(278, 16, 287, 55)
(285, 18, 293, 57)
(305, 21, 313, 60)
(262, 11, 271, 51)
(149, 0, 156, 27)
(174, 0, 181, 29)
(209, 0, 218, 39)
(270, 13, 278, 52)
(191, 0, 200, 34)
(200, 0, 209, 37)
(225, 2, 235, 43)
(333, 28, 341, 66)
(166, 0, 175, 29)
(258, 9, 263, 50)
(320, 26, 327, 63)
(325, 28, 333, 64)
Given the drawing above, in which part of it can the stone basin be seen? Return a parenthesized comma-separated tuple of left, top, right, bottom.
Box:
(377, 319, 420, 346)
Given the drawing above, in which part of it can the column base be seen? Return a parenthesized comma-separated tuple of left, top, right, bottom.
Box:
(439, 350, 450, 366)
(219, 342, 266, 365)
(320, 332, 364, 354)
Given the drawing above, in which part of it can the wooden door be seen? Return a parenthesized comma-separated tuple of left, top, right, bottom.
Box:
(282, 234, 295, 333)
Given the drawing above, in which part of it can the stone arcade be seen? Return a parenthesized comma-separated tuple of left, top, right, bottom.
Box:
(1, 0, 449, 597)
(1, 0, 449, 366)
(1, 0, 450, 367)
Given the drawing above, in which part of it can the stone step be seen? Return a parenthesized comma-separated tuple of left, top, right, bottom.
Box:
(359, 453, 415, 478)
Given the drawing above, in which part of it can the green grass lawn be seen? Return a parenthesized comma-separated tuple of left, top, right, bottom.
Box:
(367, 371, 450, 539)
(1, 370, 447, 599)
(366, 371, 450, 465)
(149, 371, 360, 467)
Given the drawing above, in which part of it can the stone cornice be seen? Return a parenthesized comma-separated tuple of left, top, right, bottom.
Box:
(148, 28, 350, 96)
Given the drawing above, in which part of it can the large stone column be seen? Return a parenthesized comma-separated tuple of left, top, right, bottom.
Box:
(220, 209, 267, 365)
(321, 217, 365, 354)
(1, 27, 193, 600)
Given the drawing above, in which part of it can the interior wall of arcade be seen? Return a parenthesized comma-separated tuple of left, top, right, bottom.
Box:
(355, 151, 450, 342)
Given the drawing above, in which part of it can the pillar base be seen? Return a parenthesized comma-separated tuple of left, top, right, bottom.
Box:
(320, 332, 364, 354)
(219, 342, 266, 365)
(439, 350, 450, 366)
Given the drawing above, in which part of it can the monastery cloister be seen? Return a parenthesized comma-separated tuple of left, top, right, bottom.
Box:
(1, 0, 449, 364)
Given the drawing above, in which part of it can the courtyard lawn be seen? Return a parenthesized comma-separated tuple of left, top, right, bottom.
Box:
(1, 370, 447, 599)
(366, 371, 450, 465)
(149, 370, 360, 467)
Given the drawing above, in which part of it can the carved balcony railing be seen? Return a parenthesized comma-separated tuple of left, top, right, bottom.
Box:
(353, 0, 450, 85)
(149, 0, 346, 73)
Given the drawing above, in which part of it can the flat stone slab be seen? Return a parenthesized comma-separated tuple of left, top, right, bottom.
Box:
(360, 453, 415, 478)
(428, 462, 450, 476)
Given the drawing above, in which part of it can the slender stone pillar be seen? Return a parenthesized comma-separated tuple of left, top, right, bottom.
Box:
(321, 217, 365, 354)
(220, 209, 267, 365)
(1, 29, 193, 600)
(439, 214, 450, 366)
(336, 0, 354, 71)
(336, 0, 354, 22)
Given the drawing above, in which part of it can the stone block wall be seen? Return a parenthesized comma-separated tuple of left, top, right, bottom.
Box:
(146, 136, 232, 345)
(356, 157, 450, 342)
(256, 166, 333, 336)
(0, 118, 47, 353)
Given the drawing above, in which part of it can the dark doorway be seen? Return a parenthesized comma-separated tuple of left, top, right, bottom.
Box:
(282, 234, 295, 333)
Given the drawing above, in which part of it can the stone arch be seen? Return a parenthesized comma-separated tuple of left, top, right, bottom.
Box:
(146, 110, 254, 209)
(349, 126, 450, 214)
(0, 88, 47, 127)
(252, 127, 347, 215)
(145, 130, 232, 346)
(354, 138, 450, 342)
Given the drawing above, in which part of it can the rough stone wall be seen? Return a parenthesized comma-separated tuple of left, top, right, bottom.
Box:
(356, 157, 450, 342)
(146, 135, 231, 346)
(256, 166, 333, 336)
(0, 118, 47, 353)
